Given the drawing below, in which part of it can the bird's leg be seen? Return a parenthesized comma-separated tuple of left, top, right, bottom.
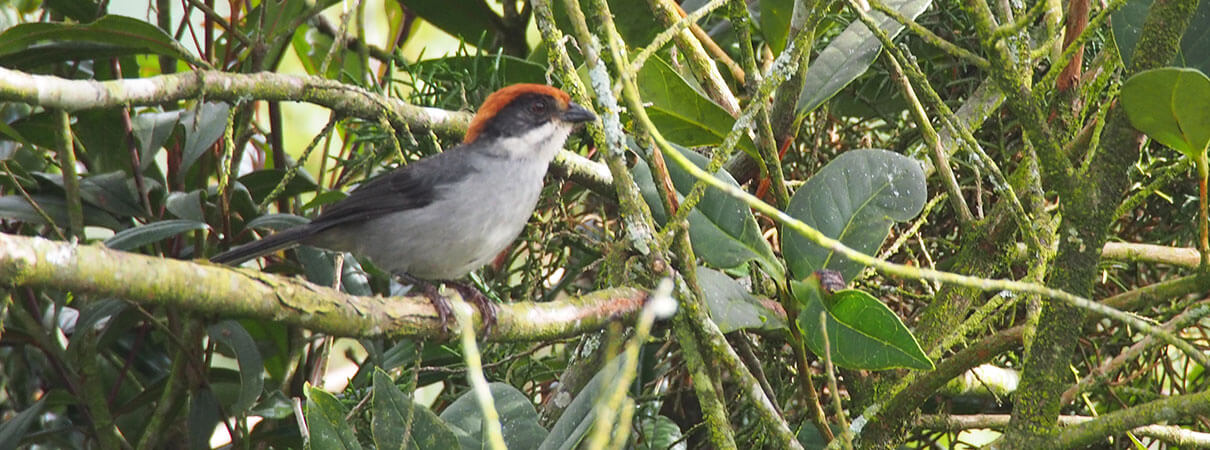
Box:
(395, 275, 496, 335)
(445, 281, 498, 333)
(396, 273, 453, 332)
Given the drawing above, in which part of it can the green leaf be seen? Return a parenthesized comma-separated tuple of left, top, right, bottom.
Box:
(1120, 68, 1210, 158)
(131, 110, 182, 171)
(290, 23, 369, 81)
(180, 102, 231, 173)
(797, 0, 932, 115)
(79, 172, 148, 218)
(697, 266, 786, 332)
(252, 391, 296, 420)
(409, 55, 549, 85)
(246, 213, 310, 231)
(400, 0, 500, 45)
(0, 194, 124, 230)
(189, 387, 222, 450)
(305, 386, 364, 450)
(0, 15, 200, 68)
(166, 190, 207, 222)
(207, 320, 264, 413)
(760, 0, 795, 54)
(539, 357, 626, 450)
(1113, 0, 1210, 74)
(637, 56, 759, 159)
(633, 142, 784, 279)
(104, 219, 209, 251)
(636, 415, 683, 450)
(793, 280, 933, 370)
(783, 149, 927, 281)
(550, 0, 661, 51)
(371, 369, 459, 450)
(0, 398, 45, 450)
(439, 382, 548, 450)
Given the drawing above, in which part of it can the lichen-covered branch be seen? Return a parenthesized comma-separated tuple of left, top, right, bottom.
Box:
(0, 232, 646, 341)
(917, 414, 1210, 447)
(0, 67, 611, 194)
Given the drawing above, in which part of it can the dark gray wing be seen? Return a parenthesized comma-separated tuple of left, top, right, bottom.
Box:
(211, 148, 475, 265)
(308, 149, 474, 230)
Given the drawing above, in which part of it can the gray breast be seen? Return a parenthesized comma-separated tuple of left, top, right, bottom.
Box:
(317, 156, 549, 280)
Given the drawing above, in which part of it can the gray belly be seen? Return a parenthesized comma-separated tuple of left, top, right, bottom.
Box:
(306, 159, 546, 280)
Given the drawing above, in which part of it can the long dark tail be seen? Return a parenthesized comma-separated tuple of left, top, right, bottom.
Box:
(210, 225, 316, 265)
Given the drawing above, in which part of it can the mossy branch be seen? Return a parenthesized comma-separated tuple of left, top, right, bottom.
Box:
(0, 67, 611, 194)
(0, 232, 646, 341)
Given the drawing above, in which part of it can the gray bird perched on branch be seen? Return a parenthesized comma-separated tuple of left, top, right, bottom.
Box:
(211, 84, 597, 328)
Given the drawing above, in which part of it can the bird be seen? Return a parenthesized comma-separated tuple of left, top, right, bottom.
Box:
(211, 83, 597, 328)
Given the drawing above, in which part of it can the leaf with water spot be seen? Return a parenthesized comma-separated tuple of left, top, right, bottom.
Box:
(783, 149, 926, 281)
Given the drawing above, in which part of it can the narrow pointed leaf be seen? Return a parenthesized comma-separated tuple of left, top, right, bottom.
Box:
(105, 219, 209, 250)
(797, 0, 932, 115)
(0, 15, 201, 67)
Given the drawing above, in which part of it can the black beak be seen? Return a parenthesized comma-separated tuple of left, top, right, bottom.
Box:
(562, 102, 597, 123)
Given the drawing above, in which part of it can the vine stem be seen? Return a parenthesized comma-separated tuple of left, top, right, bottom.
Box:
(1198, 151, 1208, 268)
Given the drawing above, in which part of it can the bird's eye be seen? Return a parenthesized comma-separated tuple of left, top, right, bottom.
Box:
(529, 101, 548, 115)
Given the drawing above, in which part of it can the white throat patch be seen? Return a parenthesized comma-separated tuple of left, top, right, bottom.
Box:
(493, 122, 573, 162)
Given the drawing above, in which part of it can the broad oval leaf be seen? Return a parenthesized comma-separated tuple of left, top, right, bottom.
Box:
(697, 266, 786, 332)
(371, 369, 459, 450)
(306, 385, 364, 450)
(166, 190, 207, 222)
(783, 149, 926, 281)
(637, 56, 759, 159)
(793, 280, 933, 370)
(1120, 68, 1210, 158)
(105, 219, 209, 251)
(1113, 0, 1210, 74)
(0, 15, 200, 68)
(206, 320, 264, 413)
(439, 382, 548, 450)
(797, 0, 932, 115)
(633, 142, 784, 279)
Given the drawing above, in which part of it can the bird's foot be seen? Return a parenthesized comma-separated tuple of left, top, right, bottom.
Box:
(417, 282, 454, 333)
(399, 275, 496, 336)
(447, 281, 498, 334)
